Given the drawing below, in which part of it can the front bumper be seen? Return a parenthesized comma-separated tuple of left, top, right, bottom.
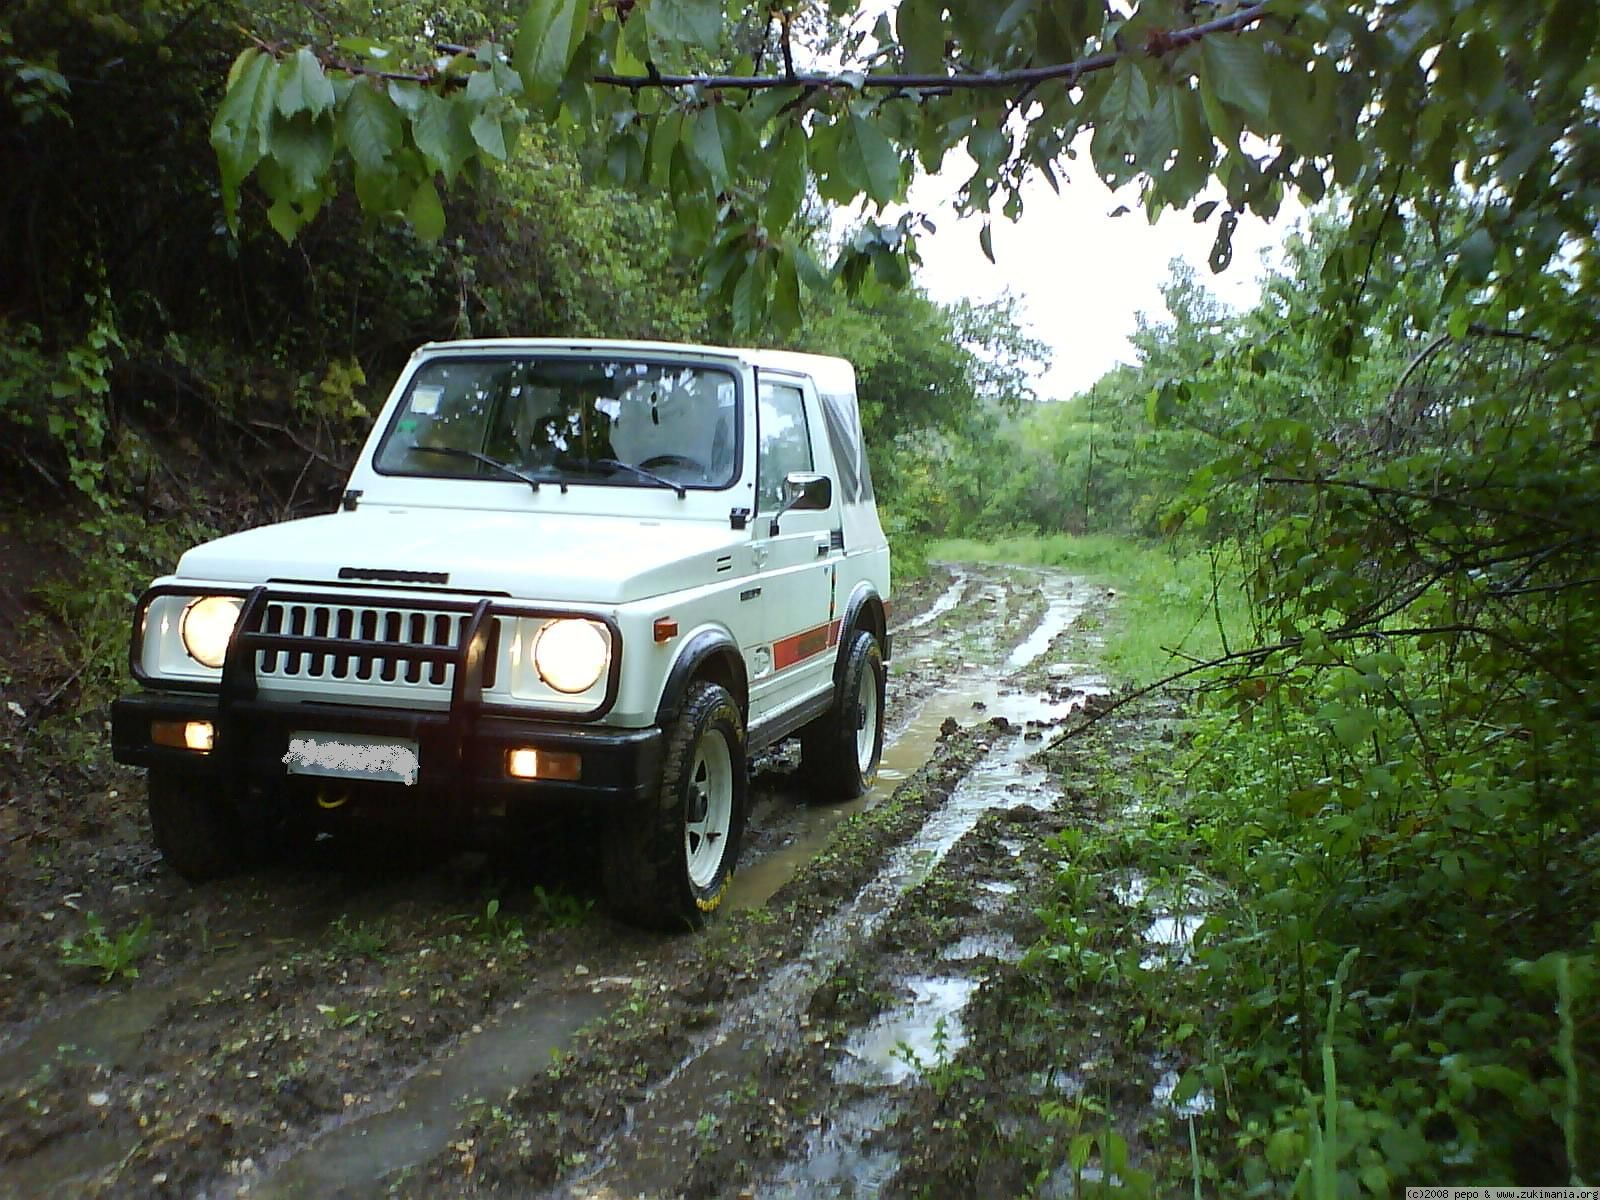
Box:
(111, 692, 663, 809)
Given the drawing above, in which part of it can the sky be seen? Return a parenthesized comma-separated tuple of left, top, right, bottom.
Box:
(904, 156, 1298, 401)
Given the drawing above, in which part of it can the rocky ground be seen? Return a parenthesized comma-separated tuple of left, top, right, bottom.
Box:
(0, 562, 1200, 1199)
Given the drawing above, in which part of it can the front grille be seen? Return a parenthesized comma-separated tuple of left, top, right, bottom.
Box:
(256, 600, 500, 689)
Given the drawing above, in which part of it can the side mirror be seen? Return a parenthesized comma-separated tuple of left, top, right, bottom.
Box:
(769, 472, 832, 535)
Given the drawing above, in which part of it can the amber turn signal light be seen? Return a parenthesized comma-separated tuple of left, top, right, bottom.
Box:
(153, 720, 214, 752)
(506, 747, 581, 781)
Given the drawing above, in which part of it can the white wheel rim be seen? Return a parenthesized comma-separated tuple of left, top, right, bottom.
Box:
(684, 729, 734, 890)
(854, 664, 879, 774)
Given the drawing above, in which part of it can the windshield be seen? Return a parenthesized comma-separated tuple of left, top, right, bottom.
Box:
(374, 356, 741, 491)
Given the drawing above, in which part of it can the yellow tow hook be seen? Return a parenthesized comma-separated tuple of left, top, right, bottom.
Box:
(316, 789, 350, 810)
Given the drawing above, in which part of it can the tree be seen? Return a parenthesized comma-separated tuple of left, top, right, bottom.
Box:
(203, 0, 1596, 330)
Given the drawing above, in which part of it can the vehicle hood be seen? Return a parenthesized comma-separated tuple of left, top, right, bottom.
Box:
(173, 508, 748, 606)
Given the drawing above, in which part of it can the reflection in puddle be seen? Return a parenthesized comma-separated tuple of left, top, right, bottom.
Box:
(765, 1098, 901, 1198)
(836, 976, 978, 1085)
(1112, 871, 1213, 969)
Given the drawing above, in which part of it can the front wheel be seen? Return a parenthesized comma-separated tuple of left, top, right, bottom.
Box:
(603, 681, 747, 930)
(146, 770, 254, 882)
(801, 630, 886, 801)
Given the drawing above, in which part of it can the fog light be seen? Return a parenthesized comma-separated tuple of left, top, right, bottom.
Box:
(506, 747, 581, 781)
(153, 720, 214, 752)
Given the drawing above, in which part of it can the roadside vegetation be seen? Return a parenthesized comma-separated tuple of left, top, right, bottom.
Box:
(922, 197, 1599, 1186)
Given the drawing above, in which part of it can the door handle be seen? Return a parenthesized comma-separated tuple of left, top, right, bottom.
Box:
(752, 545, 769, 569)
(815, 537, 830, 558)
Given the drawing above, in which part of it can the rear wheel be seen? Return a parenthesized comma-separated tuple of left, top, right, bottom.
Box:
(801, 630, 886, 801)
(146, 770, 254, 882)
(603, 681, 747, 930)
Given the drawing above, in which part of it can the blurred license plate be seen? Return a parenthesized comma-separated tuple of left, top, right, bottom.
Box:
(283, 732, 419, 786)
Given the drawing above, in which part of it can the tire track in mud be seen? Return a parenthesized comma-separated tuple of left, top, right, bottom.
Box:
(0, 564, 1108, 1200)
(542, 570, 1109, 1200)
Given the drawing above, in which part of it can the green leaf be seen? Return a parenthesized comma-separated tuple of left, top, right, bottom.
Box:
(276, 48, 335, 120)
(647, 110, 686, 185)
(605, 130, 646, 185)
(514, 0, 587, 111)
(212, 49, 278, 229)
(969, 123, 1008, 174)
(791, 243, 832, 292)
(765, 130, 808, 231)
(1459, 227, 1495, 282)
(668, 145, 714, 243)
(690, 103, 747, 193)
(1197, 71, 1240, 152)
(1136, 85, 1178, 175)
(994, 0, 1036, 39)
(406, 178, 446, 241)
(898, 0, 947, 73)
(1201, 35, 1272, 126)
(470, 108, 510, 160)
(268, 113, 334, 197)
(412, 92, 475, 182)
(648, 0, 722, 46)
(771, 251, 801, 330)
(339, 80, 403, 175)
(839, 111, 902, 206)
(979, 221, 995, 264)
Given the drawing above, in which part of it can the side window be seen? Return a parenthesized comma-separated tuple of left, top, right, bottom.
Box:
(757, 382, 813, 512)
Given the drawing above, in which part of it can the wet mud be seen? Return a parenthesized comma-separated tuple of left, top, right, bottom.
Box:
(0, 563, 1183, 1199)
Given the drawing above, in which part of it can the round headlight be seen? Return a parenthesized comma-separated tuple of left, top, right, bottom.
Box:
(532, 619, 609, 694)
(181, 596, 243, 669)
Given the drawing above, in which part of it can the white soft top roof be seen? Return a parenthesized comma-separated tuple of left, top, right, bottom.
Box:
(414, 338, 857, 396)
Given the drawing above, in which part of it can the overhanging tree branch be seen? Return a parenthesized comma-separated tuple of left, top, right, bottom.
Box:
(590, 2, 1270, 93)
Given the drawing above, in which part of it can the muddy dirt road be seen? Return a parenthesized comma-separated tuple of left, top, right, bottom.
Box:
(1, 563, 1159, 1199)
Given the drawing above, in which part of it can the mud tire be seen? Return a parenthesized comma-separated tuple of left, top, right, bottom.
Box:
(800, 631, 886, 801)
(146, 770, 253, 882)
(603, 681, 747, 931)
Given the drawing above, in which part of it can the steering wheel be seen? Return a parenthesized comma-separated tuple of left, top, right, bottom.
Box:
(639, 454, 707, 475)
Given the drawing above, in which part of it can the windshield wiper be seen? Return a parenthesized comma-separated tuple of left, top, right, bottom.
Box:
(559, 457, 687, 499)
(412, 446, 541, 492)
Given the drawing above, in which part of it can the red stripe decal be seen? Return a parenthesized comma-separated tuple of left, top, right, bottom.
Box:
(773, 621, 834, 672)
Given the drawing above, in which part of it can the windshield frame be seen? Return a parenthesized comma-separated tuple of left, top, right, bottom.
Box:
(371, 352, 746, 494)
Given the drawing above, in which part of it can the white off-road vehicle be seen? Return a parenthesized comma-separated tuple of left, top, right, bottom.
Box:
(112, 339, 891, 928)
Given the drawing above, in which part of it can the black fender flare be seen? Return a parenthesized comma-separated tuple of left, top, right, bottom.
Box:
(832, 584, 888, 689)
(655, 627, 749, 727)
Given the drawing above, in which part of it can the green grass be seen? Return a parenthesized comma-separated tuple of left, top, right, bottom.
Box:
(928, 533, 1250, 686)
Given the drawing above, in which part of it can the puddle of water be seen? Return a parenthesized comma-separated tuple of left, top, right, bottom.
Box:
(1151, 1067, 1214, 1118)
(1040, 1164, 1126, 1198)
(1111, 870, 1214, 967)
(941, 932, 1019, 962)
(1004, 577, 1089, 674)
(0, 942, 282, 1087)
(763, 1097, 901, 1198)
(728, 677, 998, 911)
(0, 1117, 138, 1199)
(245, 992, 605, 1198)
(835, 976, 978, 1086)
(892, 566, 968, 634)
